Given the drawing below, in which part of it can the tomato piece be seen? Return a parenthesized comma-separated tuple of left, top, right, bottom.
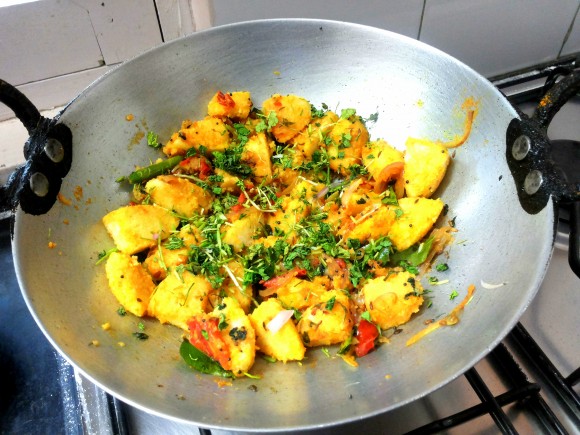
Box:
(355, 319, 379, 357)
(261, 268, 307, 290)
(187, 316, 232, 370)
(216, 91, 236, 109)
(199, 158, 212, 179)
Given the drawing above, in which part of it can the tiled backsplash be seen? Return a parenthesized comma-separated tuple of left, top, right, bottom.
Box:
(2, 0, 580, 180)
(211, 0, 580, 78)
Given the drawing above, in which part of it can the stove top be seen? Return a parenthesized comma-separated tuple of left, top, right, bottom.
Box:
(1, 61, 579, 435)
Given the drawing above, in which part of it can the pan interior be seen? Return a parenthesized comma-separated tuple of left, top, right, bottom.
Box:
(12, 19, 554, 431)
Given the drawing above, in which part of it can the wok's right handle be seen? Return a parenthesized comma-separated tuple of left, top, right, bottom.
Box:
(570, 202, 580, 278)
(0, 79, 73, 216)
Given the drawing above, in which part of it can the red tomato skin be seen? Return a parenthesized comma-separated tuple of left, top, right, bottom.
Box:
(187, 316, 232, 370)
(355, 319, 379, 357)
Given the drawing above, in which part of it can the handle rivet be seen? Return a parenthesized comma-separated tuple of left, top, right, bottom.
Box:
(30, 172, 49, 197)
(524, 170, 543, 195)
(512, 135, 531, 161)
(44, 138, 64, 163)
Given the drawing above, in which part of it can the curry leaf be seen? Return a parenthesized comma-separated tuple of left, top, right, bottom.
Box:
(179, 340, 234, 379)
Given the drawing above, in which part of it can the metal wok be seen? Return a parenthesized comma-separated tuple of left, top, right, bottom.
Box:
(1, 19, 579, 432)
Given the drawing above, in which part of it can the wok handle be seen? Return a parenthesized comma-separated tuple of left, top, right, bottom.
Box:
(532, 69, 580, 277)
(532, 70, 580, 130)
(570, 202, 580, 278)
(0, 79, 72, 215)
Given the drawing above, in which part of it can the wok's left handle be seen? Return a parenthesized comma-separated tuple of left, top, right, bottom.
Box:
(0, 79, 72, 215)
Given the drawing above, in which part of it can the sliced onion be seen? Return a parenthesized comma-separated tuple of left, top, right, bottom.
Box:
(480, 280, 507, 289)
(266, 310, 295, 334)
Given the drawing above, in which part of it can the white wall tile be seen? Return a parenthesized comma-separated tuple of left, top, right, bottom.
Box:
(210, 0, 424, 39)
(561, 4, 580, 57)
(420, 0, 579, 78)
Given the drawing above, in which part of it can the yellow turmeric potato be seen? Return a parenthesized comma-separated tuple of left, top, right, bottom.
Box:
(387, 197, 444, 251)
(403, 139, 451, 198)
(145, 175, 212, 217)
(262, 94, 312, 143)
(341, 205, 397, 243)
(266, 199, 306, 241)
(207, 91, 252, 120)
(362, 271, 423, 330)
(144, 225, 203, 281)
(326, 116, 369, 176)
(105, 251, 155, 317)
(276, 276, 329, 310)
(147, 270, 212, 330)
(249, 298, 305, 362)
(290, 111, 339, 165)
(102, 204, 180, 255)
(213, 297, 256, 377)
(297, 290, 354, 347)
(223, 207, 265, 252)
(220, 260, 253, 314)
(363, 139, 404, 182)
(163, 116, 231, 156)
(241, 132, 273, 181)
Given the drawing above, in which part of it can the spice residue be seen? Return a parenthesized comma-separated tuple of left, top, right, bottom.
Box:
(406, 284, 476, 346)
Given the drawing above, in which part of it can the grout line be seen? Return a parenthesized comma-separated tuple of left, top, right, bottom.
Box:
(417, 0, 427, 40)
(558, 1, 580, 58)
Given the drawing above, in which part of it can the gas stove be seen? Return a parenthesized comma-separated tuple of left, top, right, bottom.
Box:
(1, 60, 579, 435)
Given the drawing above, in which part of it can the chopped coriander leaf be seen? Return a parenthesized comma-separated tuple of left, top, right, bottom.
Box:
(361, 311, 372, 322)
(218, 313, 228, 330)
(164, 234, 185, 250)
(255, 111, 279, 132)
(147, 131, 162, 148)
(133, 332, 149, 340)
(436, 263, 449, 272)
(381, 186, 398, 205)
(96, 247, 118, 265)
(212, 144, 253, 178)
(449, 290, 459, 300)
(340, 108, 356, 119)
(364, 112, 379, 124)
(325, 296, 337, 311)
(117, 306, 127, 316)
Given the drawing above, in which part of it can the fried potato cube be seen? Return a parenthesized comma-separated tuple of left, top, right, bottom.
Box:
(215, 168, 241, 193)
(145, 175, 212, 218)
(102, 204, 180, 255)
(207, 91, 252, 120)
(388, 197, 444, 251)
(297, 290, 354, 347)
(362, 271, 423, 330)
(249, 298, 305, 362)
(219, 260, 253, 314)
(341, 205, 396, 243)
(144, 225, 203, 281)
(214, 297, 256, 376)
(266, 197, 306, 240)
(290, 111, 339, 165)
(404, 139, 451, 198)
(276, 277, 329, 310)
(326, 116, 369, 176)
(147, 270, 212, 330)
(223, 207, 265, 252)
(163, 116, 231, 156)
(241, 132, 273, 181)
(105, 251, 155, 317)
(262, 94, 312, 143)
(363, 139, 404, 182)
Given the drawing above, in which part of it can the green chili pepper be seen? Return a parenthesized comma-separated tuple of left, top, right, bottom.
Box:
(127, 156, 183, 184)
